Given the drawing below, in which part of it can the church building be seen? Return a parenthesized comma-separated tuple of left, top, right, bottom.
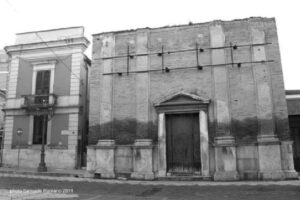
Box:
(87, 17, 297, 180)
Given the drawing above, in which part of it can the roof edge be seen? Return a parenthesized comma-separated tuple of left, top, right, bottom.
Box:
(92, 16, 275, 36)
(16, 26, 85, 35)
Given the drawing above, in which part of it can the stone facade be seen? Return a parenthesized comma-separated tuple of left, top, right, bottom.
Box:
(87, 17, 297, 180)
(2, 27, 90, 170)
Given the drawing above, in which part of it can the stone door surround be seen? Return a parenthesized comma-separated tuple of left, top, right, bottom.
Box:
(154, 91, 210, 177)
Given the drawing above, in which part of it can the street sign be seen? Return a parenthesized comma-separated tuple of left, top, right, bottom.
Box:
(16, 128, 23, 136)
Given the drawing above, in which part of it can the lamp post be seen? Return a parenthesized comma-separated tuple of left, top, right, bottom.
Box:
(37, 99, 47, 172)
(16, 128, 23, 169)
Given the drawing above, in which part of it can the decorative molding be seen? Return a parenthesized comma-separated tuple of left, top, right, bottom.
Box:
(154, 91, 210, 107)
(5, 37, 90, 56)
(31, 63, 55, 95)
(31, 60, 57, 67)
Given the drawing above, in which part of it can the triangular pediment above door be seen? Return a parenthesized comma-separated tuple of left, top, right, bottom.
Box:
(154, 91, 210, 107)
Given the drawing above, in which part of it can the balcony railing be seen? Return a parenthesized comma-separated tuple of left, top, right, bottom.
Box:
(21, 94, 57, 112)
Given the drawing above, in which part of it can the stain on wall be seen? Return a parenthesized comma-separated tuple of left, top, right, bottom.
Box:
(89, 118, 158, 145)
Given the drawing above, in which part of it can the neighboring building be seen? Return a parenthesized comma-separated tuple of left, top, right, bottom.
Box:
(0, 50, 9, 92)
(286, 90, 300, 172)
(0, 50, 8, 165)
(87, 17, 297, 180)
(0, 90, 5, 128)
(2, 27, 90, 170)
(0, 90, 5, 165)
(0, 50, 9, 128)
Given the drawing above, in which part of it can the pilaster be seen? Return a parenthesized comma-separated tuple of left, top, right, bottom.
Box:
(251, 26, 275, 136)
(199, 110, 210, 177)
(131, 139, 154, 180)
(68, 114, 78, 151)
(210, 22, 231, 136)
(7, 58, 19, 99)
(257, 135, 284, 180)
(70, 53, 83, 96)
(135, 30, 150, 139)
(157, 113, 167, 177)
(99, 34, 115, 136)
(3, 116, 13, 149)
(210, 23, 238, 181)
(95, 139, 116, 178)
(213, 136, 239, 181)
(280, 141, 298, 179)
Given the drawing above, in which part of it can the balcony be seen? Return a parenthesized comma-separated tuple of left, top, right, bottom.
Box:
(21, 94, 57, 114)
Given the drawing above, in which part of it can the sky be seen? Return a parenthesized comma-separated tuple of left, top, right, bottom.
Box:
(0, 0, 299, 89)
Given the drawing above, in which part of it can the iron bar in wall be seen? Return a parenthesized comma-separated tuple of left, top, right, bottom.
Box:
(99, 42, 272, 60)
(103, 60, 274, 76)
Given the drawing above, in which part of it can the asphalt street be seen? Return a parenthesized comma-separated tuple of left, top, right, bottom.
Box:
(0, 176, 300, 200)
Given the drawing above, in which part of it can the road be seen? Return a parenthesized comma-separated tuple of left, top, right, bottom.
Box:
(0, 176, 300, 200)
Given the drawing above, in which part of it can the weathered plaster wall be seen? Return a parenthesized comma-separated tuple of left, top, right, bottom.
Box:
(2, 148, 76, 169)
(90, 17, 288, 145)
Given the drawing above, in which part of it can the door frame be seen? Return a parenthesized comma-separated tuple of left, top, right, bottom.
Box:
(154, 91, 210, 177)
(289, 115, 300, 172)
(166, 112, 201, 174)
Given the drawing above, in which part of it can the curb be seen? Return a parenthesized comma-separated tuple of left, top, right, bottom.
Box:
(1, 172, 300, 186)
(0, 170, 82, 177)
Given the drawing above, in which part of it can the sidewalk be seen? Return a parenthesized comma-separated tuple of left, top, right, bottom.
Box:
(0, 166, 86, 178)
(0, 166, 300, 186)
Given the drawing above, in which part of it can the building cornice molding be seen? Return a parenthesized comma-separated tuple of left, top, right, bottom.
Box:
(5, 37, 90, 55)
(31, 59, 58, 66)
(154, 91, 210, 107)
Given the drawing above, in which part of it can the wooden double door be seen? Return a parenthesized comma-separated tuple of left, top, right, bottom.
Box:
(290, 116, 300, 172)
(166, 113, 201, 174)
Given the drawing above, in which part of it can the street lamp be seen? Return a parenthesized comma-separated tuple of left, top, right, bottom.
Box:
(16, 128, 23, 169)
(37, 99, 47, 172)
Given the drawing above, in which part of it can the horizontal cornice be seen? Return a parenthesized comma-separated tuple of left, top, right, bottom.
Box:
(5, 37, 90, 55)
